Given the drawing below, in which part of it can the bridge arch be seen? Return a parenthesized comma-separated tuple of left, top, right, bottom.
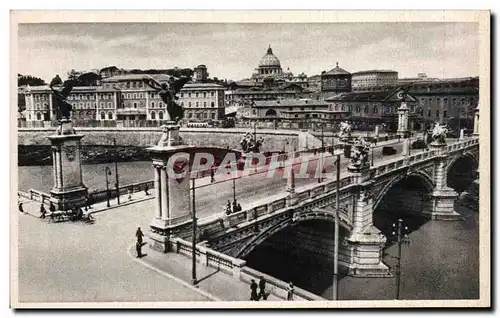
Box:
(447, 151, 478, 193)
(373, 171, 435, 235)
(235, 209, 351, 259)
(373, 170, 435, 212)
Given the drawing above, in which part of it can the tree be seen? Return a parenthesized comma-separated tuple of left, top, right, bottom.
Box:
(67, 69, 79, 81)
(50, 75, 63, 86)
(18, 74, 46, 86)
(76, 72, 101, 86)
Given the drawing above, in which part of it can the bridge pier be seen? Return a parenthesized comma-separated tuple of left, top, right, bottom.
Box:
(346, 166, 390, 277)
(423, 142, 461, 220)
(147, 125, 196, 252)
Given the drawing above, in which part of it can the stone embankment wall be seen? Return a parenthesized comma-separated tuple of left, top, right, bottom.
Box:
(18, 127, 303, 153)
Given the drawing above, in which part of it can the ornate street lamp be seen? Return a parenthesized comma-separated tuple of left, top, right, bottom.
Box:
(105, 166, 112, 208)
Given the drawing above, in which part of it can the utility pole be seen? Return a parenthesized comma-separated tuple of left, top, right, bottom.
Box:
(333, 152, 341, 301)
(191, 177, 197, 285)
(113, 138, 120, 205)
(105, 166, 111, 208)
(457, 105, 462, 141)
(392, 219, 410, 300)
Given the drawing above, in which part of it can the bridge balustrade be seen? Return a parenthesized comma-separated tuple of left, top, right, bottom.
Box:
(173, 238, 246, 278)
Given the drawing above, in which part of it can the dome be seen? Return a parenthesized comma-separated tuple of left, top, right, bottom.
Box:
(258, 46, 281, 68)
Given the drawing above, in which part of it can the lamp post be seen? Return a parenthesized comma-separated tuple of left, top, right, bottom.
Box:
(113, 138, 120, 205)
(232, 177, 236, 202)
(391, 219, 410, 300)
(105, 166, 112, 208)
(333, 151, 341, 301)
(191, 177, 198, 285)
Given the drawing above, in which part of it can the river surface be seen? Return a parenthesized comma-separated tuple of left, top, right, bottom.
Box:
(18, 161, 153, 193)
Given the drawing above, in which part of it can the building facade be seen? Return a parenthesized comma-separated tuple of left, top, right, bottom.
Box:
(22, 73, 227, 125)
(325, 88, 418, 131)
(351, 70, 399, 91)
(321, 62, 352, 97)
(179, 83, 226, 121)
(193, 65, 209, 83)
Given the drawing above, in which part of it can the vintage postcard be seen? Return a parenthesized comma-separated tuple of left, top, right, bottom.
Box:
(10, 10, 490, 308)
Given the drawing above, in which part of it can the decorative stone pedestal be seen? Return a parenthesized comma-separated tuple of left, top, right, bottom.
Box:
(345, 166, 391, 277)
(48, 120, 88, 210)
(286, 168, 298, 207)
(147, 124, 196, 253)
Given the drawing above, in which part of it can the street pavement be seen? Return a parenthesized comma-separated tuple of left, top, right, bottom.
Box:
(16, 199, 210, 303)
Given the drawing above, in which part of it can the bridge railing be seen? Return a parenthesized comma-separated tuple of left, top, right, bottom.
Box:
(240, 266, 326, 301)
(171, 238, 246, 278)
(18, 189, 51, 204)
(373, 137, 479, 178)
(90, 180, 154, 203)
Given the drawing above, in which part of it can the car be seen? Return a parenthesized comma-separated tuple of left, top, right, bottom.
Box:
(411, 139, 427, 149)
(382, 146, 397, 156)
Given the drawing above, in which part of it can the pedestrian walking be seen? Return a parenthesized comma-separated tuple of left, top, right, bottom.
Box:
(232, 199, 238, 213)
(225, 200, 232, 215)
(136, 227, 144, 245)
(286, 282, 294, 301)
(84, 196, 92, 211)
(250, 279, 259, 301)
(258, 276, 268, 300)
(135, 241, 142, 258)
(236, 203, 242, 212)
(18, 202, 24, 214)
(39, 204, 46, 219)
(128, 187, 133, 201)
(144, 184, 150, 196)
(210, 166, 215, 183)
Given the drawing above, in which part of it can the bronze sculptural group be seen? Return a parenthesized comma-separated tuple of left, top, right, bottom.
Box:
(143, 75, 190, 124)
(50, 75, 75, 120)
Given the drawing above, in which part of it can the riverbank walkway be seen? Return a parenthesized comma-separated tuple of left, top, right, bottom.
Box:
(128, 244, 284, 302)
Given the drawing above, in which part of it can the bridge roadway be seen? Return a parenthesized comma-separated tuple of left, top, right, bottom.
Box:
(191, 139, 415, 221)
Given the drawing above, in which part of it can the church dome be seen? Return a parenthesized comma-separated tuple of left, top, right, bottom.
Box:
(258, 46, 281, 68)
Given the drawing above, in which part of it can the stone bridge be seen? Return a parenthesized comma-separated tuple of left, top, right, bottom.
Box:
(159, 137, 479, 278)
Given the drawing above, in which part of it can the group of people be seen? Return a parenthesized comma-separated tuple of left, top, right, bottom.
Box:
(249, 277, 295, 301)
(225, 199, 242, 215)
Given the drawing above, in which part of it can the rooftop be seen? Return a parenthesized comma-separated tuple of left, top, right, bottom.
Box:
(182, 83, 225, 89)
(323, 62, 350, 76)
(102, 74, 172, 82)
(254, 99, 328, 108)
(352, 70, 398, 75)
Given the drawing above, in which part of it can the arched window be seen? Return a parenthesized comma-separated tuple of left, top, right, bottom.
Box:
(28, 114, 31, 120)
(133, 102, 137, 108)
(196, 102, 199, 107)
(107, 102, 112, 107)
(211, 102, 215, 107)
(265, 109, 277, 117)
(36, 112, 42, 121)
(101, 112, 106, 120)
(211, 112, 215, 119)
(204, 102, 207, 107)
(187, 112, 192, 118)
(159, 111, 164, 120)
(87, 111, 92, 118)
(151, 111, 156, 120)
(133, 93, 137, 99)
(151, 102, 155, 108)
(373, 107, 379, 114)
(159, 102, 163, 107)
(108, 112, 113, 120)
(126, 82, 130, 88)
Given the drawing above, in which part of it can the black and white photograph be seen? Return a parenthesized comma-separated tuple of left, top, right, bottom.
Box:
(10, 10, 490, 308)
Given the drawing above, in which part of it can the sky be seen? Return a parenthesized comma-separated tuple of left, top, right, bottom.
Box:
(17, 22, 479, 83)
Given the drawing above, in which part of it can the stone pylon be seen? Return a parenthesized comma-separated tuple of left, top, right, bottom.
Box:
(148, 124, 195, 253)
(397, 101, 409, 138)
(286, 167, 298, 207)
(48, 119, 88, 210)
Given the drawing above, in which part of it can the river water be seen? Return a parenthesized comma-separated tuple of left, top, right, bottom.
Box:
(18, 161, 153, 193)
